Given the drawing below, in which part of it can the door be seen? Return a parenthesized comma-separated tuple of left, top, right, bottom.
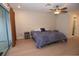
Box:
(10, 8, 16, 47)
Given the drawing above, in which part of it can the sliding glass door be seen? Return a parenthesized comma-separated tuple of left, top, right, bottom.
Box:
(0, 5, 12, 55)
(5, 7, 12, 47)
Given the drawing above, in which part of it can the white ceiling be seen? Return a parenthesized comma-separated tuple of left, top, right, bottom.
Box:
(10, 3, 79, 12)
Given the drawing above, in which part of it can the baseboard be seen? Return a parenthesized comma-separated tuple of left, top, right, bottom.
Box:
(17, 36, 24, 40)
(68, 35, 79, 40)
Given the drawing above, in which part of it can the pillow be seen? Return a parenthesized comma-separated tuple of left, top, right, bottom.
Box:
(33, 28, 41, 31)
(40, 28, 46, 32)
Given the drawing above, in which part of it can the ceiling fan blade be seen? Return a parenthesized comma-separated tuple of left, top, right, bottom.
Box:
(50, 9, 56, 11)
(61, 11, 68, 13)
(50, 9, 53, 11)
(56, 5, 59, 8)
(61, 7, 67, 10)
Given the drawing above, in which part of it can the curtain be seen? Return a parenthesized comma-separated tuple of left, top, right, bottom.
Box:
(0, 5, 12, 54)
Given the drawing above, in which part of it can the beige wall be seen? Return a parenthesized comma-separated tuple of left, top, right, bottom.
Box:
(15, 10, 56, 39)
(55, 12, 79, 38)
(74, 13, 79, 36)
(55, 13, 71, 38)
(15, 9, 79, 39)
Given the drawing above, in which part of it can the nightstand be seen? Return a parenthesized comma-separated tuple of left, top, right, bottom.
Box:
(24, 32, 30, 39)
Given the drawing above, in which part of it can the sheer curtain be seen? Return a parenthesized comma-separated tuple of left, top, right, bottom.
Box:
(0, 5, 12, 55)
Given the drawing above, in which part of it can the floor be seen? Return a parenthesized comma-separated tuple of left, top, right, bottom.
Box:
(0, 41, 8, 52)
(7, 37, 79, 56)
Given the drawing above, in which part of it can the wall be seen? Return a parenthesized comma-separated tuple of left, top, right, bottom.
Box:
(15, 10, 56, 39)
(55, 12, 79, 38)
(73, 13, 79, 36)
(15, 9, 79, 39)
(55, 13, 71, 38)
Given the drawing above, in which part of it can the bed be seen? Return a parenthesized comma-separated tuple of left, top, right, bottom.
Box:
(31, 30, 67, 48)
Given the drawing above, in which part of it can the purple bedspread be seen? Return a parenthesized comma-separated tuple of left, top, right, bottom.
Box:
(31, 31, 67, 48)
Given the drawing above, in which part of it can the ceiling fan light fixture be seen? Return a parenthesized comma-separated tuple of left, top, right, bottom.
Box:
(49, 5, 68, 15)
(54, 10, 60, 14)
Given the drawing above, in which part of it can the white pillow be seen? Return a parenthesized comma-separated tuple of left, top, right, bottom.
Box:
(33, 28, 41, 31)
(33, 28, 49, 31)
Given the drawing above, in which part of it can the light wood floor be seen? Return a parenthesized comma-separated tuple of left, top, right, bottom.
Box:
(7, 37, 79, 56)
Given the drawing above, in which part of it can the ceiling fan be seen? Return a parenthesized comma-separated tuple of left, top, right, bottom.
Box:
(50, 5, 68, 14)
